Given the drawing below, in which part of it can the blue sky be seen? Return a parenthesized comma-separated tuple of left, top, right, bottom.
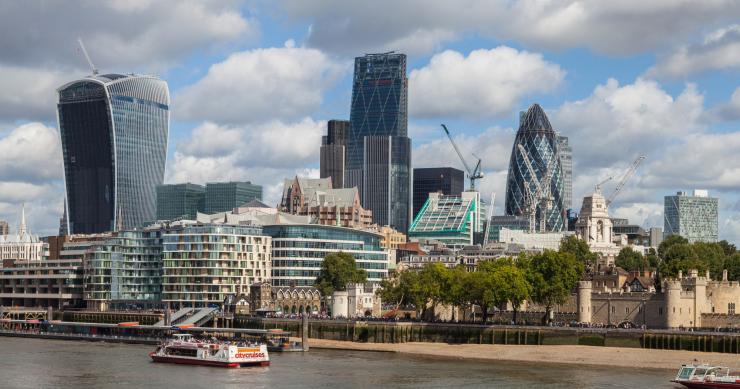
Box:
(0, 1, 739, 242)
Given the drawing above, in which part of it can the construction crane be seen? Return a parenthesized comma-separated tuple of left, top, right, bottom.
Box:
(441, 124, 483, 190)
(77, 38, 98, 75)
(482, 192, 495, 246)
(517, 144, 556, 232)
(594, 176, 613, 193)
(606, 155, 646, 207)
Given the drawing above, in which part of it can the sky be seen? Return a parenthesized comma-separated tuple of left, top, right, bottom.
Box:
(1, 0, 739, 242)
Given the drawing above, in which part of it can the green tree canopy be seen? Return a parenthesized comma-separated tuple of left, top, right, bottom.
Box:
(615, 247, 647, 272)
(527, 250, 584, 324)
(315, 252, 366, 296)
(692, 242, 726, 279)
(659, 243, 705, 278)
(489, 263, 531, 323)
(724, 253, 740, 282)
(718, 240, 737, 257)
(658, 234, 688, 258)
(559, 235, 598, 269)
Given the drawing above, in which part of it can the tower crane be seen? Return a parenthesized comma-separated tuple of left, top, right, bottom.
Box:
(517, 144, 556, 233)
(77, 38, 98, 75)
(594, 176, 613, 194)
(606, 155, 646, 207)
(441, 124, 483, 190)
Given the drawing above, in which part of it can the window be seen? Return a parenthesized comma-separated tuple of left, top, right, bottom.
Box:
(659, 308, 663, 316)
(730, 303, 736, 315)
(625, 307, 629, 314)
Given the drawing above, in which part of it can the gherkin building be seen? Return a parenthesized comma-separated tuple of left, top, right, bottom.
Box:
(504, 103, 565, 232)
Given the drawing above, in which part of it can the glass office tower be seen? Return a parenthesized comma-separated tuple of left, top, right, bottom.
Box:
(57, 74, 169, 233)
(156, 183, 206, 221)
(664, 190, 719, 243)
(505, 103, 565, 232)
(557, 135, 573, 212)
(346, 52, 410, 232)
(412, 167, 465, 219)
(320, 120, 349, 189)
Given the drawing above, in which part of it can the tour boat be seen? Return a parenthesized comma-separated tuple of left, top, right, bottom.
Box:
(672, 363, 740, 388)
(149, 334, 270, 368)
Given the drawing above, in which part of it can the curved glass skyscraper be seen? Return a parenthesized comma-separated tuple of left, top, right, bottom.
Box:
(57, 74, 169, 233)
(505, 103, 565, 232)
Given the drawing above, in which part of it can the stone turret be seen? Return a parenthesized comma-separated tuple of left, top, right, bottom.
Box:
(577, 281, 592, 323)
(664, 279, 682, 329)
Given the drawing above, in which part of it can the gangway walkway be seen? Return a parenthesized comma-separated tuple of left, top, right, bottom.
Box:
(153, 308, 193, 326)
(179, 308, 218, 327)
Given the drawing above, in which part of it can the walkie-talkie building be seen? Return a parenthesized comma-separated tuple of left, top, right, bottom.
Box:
(57, 74, 170, 234)
(505, 103, 565, 232)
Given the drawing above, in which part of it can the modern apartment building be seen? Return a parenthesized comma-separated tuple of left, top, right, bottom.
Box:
(265, 224, 388, 288)
(664, 190, 719, 243)
(161, 224, 271, 308)
(57, 73, 170, 233)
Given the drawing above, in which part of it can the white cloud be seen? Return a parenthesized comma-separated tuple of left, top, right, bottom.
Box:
(0, 122, 63, 183)
(409, 48, 565, 118)
(0, 1, 255, 70)
(610, 202, 663, 229)
(712, 87, 740, 121)
(648, 25, 740, 78)
(0, 66, 73, 121)
(167, 118, 325, 205)
(553, 78, 704, 171)
(176, 46, 346, 124)
(279, 0, 740, 56)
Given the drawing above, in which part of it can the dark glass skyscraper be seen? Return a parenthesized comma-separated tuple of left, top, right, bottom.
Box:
(347, 52, 410, 232)
(412, 167, 464, 219)
(57, 74, 169, 234)
(320, 120, 349, 189)
(505, 103, 565, 231)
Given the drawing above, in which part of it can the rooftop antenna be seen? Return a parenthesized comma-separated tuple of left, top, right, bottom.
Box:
(77, 38, 98, 75)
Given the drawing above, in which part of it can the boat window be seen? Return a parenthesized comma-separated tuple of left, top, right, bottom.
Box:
(694, 368, 707, 377)
(677, 368, 693, 379)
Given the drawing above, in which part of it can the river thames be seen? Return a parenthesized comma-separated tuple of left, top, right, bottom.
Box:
(0, 337, 681, 388)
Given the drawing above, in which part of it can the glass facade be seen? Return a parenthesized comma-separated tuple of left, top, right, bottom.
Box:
(83, 230, 162, 310)
(409, 192, 481, 249)
(161, 225, 271, 308)
(58, 74, 169, 233)
(488, 215, 530, 243)
(664, 191, 718, 243)
(346, 53, 410, 232)
(204, 181, 263, 214)
(363, 136, 411, 232)
(505, 104, 566, 231)
(156, 183, 205, 220)
(557, 135, 573, 211)
(412, 167, 465, 219)
(320, 120, 349, 189)
(263, 224, 388, 287)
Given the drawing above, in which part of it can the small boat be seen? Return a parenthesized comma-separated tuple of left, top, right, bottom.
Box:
(265, 329, 305, 352)
(672, 363, 740, 388)
(150, 334, 270, 368)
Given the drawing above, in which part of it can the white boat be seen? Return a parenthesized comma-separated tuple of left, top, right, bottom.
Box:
(672, 363, 740, 389)
(150, 334, 270, 368)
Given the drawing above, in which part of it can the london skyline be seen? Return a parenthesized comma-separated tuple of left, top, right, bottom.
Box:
(0, 1, 739, 242)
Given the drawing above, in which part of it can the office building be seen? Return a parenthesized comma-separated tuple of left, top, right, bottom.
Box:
(408, 191, 482, 249)
(664, 190, 719, 243)
(156, 183, 205, 220)
(412, 167, 464, 219)
(346, 52, 411, 232)
(557, 135, 573, 211)
(57, 73, 169, 233)
(505, 103, 566, 232)
(162, 224, 271, 308)
(279, 176, 372, 228)
(487, 215, 530, 243)
(204, 181, 262, 214)
(363, 135, 411, 231)
(265, 224, 388, 287)
(320, 120, 349, 189)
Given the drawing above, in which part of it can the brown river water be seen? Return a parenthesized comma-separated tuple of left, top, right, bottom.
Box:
(0, 337, 683, 388)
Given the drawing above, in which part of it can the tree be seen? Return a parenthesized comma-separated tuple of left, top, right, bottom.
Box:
(659, 243, 704, 278)
(464, 268, 496, 323)
(724, 253, 740, 282)
(559, 235, 598, 270)
(692, 242, 726, 280)
(615, 247, 647, 272)
(658, 234, 688, 258)
(377, 269, 425, 314)
(645, 248, 660, 269)
(528, 250, 583, 324)
(490, 263, 531, 323)
(442, 265, 470, 322)
(718, 240, 737, 257)
(315, 252, 366, 297)
(417, 262, 449, 318)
